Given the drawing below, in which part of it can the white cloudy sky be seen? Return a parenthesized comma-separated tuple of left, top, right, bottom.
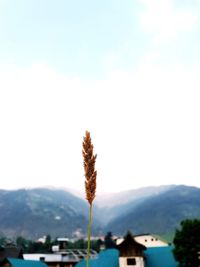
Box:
(0, 0, 200, 193)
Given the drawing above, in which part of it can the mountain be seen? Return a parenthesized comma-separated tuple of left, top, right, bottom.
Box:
(95, 185, 174, 208)
(94, 185, 174, 224)
(0, 188, 100, 239)
(0, 185, 200, 240)
(105, 185, 200, 236)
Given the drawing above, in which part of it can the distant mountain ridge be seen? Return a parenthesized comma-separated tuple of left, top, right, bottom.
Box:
(94, 185, 174, 208)
(105, 185, 200, 236)
(0, 188, 100, 239)
(93, 185, 175, 224)
(0, 185, 200, 239)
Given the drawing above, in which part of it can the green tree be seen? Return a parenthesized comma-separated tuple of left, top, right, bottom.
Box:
(104, 232, 116, 249)
(90, 239, 101, 252)
(16, 236, 29, 251)
(173, 219, 200, 267)
(44, 235, 52, 252)
(0, 237, 6, 247)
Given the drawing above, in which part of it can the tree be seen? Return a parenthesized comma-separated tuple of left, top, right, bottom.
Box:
(104, 232, 116, 249)
(173, 219, 200, 267)
(16, 236, 29, 251)
(44, 235, 52, 252)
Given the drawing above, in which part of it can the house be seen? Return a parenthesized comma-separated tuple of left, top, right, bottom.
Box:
(24, 249, 98, 267)
(24, 236, 97, 267)
(144, 246, 178, 267)
(0, 246, 23, 260)
(75, 249, 119, 267)
(75, 247, 178, 267)
(74, 231, 178, 267)
(116, 233, 168, 248)
(0, 258, 48, 267)
(134, 234, 168, 247)
(116, 232, 146, 267)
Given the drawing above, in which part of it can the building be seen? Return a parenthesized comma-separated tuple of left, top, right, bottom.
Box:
(116, 232, 146, 267)
(134, 234, 168, 247)
(24, 236, 97, 267)
(24, 248, 98, 267)
(0, 258, 48, 267)
(24, 249, 98, 267)
(144, 246, 178, 267)
(75, 249, 119, 267)
(74, 231, 178, 267)
(75, 247, 178, 267)
(0, 247, 23, 260)
(116, 233, 168, 248)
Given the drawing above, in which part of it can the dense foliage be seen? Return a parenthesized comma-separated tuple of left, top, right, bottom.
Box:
(0, 235, 102, 253)
(173, 219, 200, 267)
(104, 232, 116, 249)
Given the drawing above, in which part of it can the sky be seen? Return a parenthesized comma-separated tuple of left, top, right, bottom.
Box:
(0, 0, 200, 193)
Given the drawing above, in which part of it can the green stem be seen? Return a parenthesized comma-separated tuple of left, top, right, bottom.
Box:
(86, 204, 92, 267)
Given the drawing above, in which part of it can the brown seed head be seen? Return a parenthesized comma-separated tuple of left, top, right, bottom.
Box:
(82, 131, 97, 205)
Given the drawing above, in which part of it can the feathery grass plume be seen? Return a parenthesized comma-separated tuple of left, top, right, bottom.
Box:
(83, 131, 97, 204)
(82, 131, 97, 267)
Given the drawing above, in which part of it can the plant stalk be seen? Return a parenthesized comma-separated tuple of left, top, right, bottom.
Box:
(86, 204, 92, 267)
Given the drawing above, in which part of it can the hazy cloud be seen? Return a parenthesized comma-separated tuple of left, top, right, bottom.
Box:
(0, 61, 200, 192)
(139, 0, 197, 42)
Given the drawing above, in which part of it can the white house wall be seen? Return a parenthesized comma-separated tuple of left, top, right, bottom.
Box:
(119, 256, 144, 267)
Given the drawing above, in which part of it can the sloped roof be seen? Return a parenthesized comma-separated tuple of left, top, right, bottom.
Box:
(7, 258, 48, 267)
(0, 247, 23, 261)
(116, 231, 146, 251)
(75, 246, 178, 267)
(116, 232, 146, 257)
(24, 249, 98, 262)
(75, 249, 119, 267)
(144, 246, 178, 267)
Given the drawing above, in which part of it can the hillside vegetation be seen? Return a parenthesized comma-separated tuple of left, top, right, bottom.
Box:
(0, 185, 200, 239)
(0, 188, 99, 239)
(105, 185, 200, 236)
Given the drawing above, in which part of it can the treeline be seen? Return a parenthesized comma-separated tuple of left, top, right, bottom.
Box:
(0, 235, 103, 253)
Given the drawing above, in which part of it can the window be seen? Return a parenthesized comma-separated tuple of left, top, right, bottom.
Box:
(127, 258, 136, 265)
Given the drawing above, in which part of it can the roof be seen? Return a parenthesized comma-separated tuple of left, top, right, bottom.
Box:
(0, 247, 23, 261)
(75, 249, 119, 267)
(57, 238, 69, 242)
(24, 250, 98, 263)
(6, 258, 48, 267)
(116, 232, 146, 251)
(134, 233, 151, 237)
(134, 234, 169, 248)
(75, 246, 178, 267)
(144, 246, 178, 267)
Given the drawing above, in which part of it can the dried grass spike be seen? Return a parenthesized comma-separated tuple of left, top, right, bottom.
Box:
(82, 131, 97, 205)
